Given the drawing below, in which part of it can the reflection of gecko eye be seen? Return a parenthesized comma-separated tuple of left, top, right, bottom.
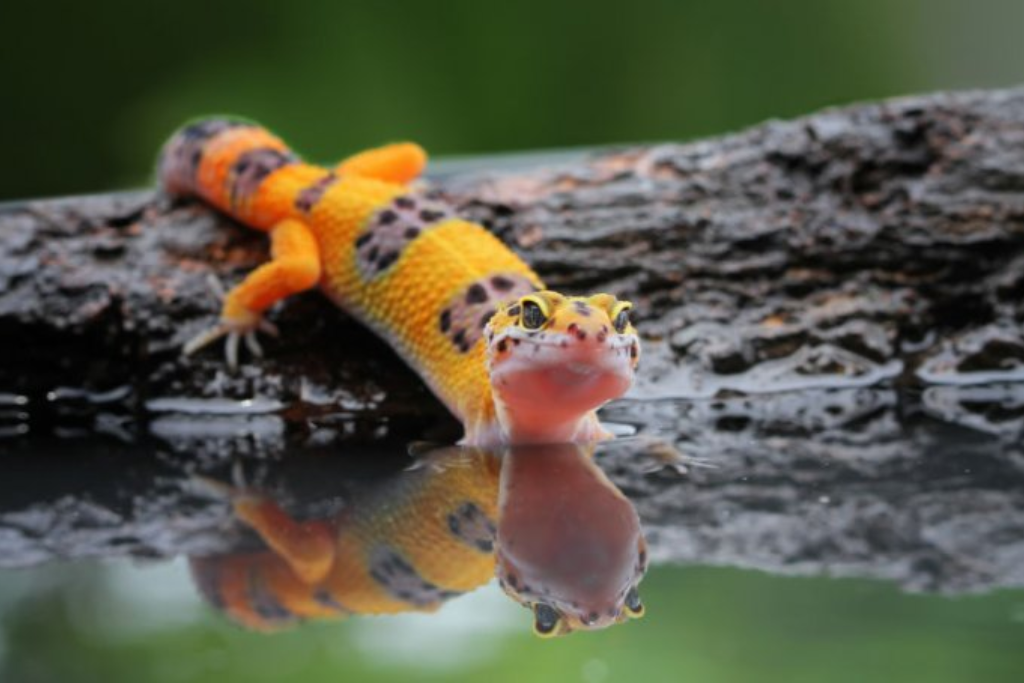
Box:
(533, 603, 560, 637)
(624, 587, 644, 618)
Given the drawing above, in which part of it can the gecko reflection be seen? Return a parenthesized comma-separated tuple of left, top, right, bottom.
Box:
(189, 444, 647, 637)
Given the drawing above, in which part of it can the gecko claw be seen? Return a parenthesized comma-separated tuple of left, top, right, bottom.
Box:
(183, 320, 277, 371)
(206, 273, 227, 299)
(225, 331, 241, 370)
(244, 331, 264, 358)
(186, 473, 237, 501)
(183, 324, 231, 357)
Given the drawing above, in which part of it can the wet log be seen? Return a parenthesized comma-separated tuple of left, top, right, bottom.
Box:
(2, 88, 1024, 416)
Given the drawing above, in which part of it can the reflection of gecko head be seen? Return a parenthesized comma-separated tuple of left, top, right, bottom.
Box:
(495, 443, 648, 637)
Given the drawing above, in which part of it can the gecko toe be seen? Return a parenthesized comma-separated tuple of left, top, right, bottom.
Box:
(183, 324, 230, 356)
(244, 331, 264, 358)
(225, 332, 241, 371)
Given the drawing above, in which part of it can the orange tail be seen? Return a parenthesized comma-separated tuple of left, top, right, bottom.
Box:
(158, 118, 323, 231)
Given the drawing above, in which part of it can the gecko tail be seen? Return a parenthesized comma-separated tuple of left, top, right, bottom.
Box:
(157, 117, 305, 231)
(158, 118, 253, 197)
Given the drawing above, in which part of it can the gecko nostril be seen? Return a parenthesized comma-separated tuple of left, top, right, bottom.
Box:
(596, 329, 607, 343)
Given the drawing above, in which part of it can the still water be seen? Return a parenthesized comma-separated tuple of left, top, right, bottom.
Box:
(1, 386, 1023, 682)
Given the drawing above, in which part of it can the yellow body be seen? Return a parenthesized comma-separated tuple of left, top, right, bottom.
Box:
(161, 120, 541, 441)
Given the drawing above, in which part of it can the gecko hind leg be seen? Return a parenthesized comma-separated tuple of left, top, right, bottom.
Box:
(184, 218, 321, 370)
(336, 142, 427, 185)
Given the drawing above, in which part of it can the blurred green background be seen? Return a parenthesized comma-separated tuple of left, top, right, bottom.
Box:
(1, 0, 1023, 201)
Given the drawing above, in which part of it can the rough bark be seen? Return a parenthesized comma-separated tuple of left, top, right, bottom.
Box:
(2, 89, 1024, 592)
(3, 89, 1024, 408)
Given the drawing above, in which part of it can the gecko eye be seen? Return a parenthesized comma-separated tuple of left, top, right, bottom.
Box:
(521, 299, 547, 330)
(612, 303, 632, 333)
(532, 603, 561, 637)
(624, 587, 644, 618)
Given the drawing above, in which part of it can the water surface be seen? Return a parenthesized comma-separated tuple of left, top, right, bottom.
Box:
(1, 386, 1023, 681)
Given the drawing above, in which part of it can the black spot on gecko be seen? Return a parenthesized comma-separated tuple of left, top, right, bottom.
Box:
(573, 300, 592, 316)
(188, 557, 227, 611)
(479, 309, 495, 329)
(295, 172, 338, 213)
(466, 284, 488, 304)
(376, 251, 398, 271)
(159, 118, 252, 195)
(447, 503, 496, 553)
(439, 309, 451, 333)
(313, 589, 348, 612)
(369, 546, 461, 607)
(492, 275, 515, 291)
(228, 147, 297, 209)
(355, 193, 454, 279)
(247, 566, 296, 623)
(439, 274, 537, 353)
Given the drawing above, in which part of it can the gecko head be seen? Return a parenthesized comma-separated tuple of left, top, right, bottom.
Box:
(484, 291, 640, 443)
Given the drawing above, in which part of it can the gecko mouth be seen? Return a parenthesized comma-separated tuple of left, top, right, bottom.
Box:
(565, 362, 598, 376)
(488, 332, 637, 412)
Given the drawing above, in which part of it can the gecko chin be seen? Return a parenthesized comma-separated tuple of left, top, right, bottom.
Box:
(488, 328, 638, 441)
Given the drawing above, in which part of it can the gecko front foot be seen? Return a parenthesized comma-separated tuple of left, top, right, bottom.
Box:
(184, 318, 280, 370)
(183, 275, 279, 371)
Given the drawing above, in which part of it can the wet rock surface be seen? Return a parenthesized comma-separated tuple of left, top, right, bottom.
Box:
(2, 88, 1024, 593)
(2, 386, 1023, 595)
